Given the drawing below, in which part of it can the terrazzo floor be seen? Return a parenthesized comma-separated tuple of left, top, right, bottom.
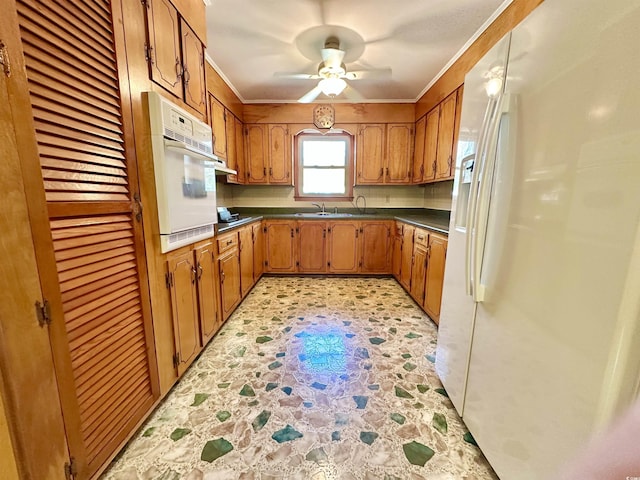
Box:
(102, 276, 498, 480)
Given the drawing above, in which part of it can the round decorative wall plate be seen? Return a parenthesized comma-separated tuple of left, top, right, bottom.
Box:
(313, 104, 335, 129)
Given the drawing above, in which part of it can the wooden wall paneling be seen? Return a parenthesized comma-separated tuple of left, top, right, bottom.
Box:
(205, 61, 243, 120)
(415, 0, 544, 118)
(243, 103, 415, 124)
(0, 5, 70, 478)
(0, 385, 20, 480)
(170, 0, 207, 44)
(120, 0, 180, 396)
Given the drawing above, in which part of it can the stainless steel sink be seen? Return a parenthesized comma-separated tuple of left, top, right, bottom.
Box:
(294, 212, 353, 218)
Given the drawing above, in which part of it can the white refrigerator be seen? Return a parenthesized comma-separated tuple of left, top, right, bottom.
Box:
(435, 0, 640, 478)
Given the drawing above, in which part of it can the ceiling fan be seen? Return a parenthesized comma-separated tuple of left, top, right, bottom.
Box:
(276, 36, 391, 103)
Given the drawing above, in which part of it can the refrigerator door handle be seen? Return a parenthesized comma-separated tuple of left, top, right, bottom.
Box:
(472, 93, 508, 302)
(465, 97, 498, 296)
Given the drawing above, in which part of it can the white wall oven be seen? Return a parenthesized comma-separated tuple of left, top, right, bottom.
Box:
(145, 91, 235, 253)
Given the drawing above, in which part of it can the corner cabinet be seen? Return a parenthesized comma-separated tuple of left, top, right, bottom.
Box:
(245, 124, 292, 185)
(393, 221, 449, 325)
(356, 123, 413, 185)
(144, 0, 207, 115)
(264, 220, 297, 272)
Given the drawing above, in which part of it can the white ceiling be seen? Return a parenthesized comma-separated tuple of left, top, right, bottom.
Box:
(205, 0, 511, 103)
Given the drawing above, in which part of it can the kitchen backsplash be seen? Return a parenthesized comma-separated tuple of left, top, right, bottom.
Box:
(216, 181, 454, 211)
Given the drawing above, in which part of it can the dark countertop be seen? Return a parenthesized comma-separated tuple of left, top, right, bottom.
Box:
(217, 208, 450, 235)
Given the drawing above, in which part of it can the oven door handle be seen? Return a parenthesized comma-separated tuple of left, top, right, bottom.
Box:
(163, 140, 238, 176)
(164, 139, 216, 162)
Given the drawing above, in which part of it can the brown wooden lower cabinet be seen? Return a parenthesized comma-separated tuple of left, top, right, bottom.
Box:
(194, 241, 220, 346)
(393, 222, 449, 325)
(264, 220, 297, 272)
(298, 221, 327, 273)
(239, 224, 254, 296)
(217, 231, 242, 321)
(399, 224, 415, 290)
(166, 245, 208, 376)
(424, 232, 448, 324)
(360, 221, 392, 273)
(252, 222, 264, 280)
(392, 223, 403, 280)
(327, 221, 360, 273)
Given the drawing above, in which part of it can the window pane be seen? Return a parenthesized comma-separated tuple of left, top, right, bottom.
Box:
(302, 140, 346, 167)
(302, 168, 346, 194)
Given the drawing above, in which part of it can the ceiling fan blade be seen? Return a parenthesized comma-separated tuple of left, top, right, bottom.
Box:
(274, 72, 321, 80)
(298, 85, 323, 103)
(342, 84, 364, 101)
(321, 48, 345, 69)
(344, 68, 392, 80)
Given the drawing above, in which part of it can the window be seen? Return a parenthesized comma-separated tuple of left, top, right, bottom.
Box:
(294, 132, 354, 200)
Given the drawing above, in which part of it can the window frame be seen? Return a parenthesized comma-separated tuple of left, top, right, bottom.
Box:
(293, 131, 354, 201)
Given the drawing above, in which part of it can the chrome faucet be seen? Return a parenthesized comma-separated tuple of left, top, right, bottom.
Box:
(312, 202, 325, 213)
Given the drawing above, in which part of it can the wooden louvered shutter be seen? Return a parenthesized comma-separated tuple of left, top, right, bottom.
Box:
(16, 0, 158, 478)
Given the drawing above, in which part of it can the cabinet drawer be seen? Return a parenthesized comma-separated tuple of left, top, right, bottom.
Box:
(414, 228, 429, 248)
(217, 232, 238, 254)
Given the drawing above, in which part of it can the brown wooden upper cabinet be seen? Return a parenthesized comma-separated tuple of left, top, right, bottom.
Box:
(356, 123, 413, 185)
(145, 0, 206, 115)
(209, 96, 244, 183)
(413, 86, 462, 184)
(245, 124, 292, 185)
(210, 96, 227, 158)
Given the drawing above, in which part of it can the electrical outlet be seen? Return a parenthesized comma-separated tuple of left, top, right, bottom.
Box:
(385, 194, 391, 204)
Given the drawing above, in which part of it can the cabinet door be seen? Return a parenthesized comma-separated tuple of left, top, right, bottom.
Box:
(268, 124, 291, 184)
(412, 115, 426, 184)
(180, 19, 206, 115)
(328, 222, 360, 273)
(391, 223, 403, 280)
(195, 243, 218, 345)
(436, 90, 458, 179)
(252, 222, 264, 281)
(360, 221, 392, 273)
(210, 96, 227, 159)
(264, 221, 296, 272)
(356, 124, 385, 184)
(219, 251, 241, 321)
(386, 124, 413, 184)
(298, 222, 327, 273)
(410, 246, 428, 306)
(424, 107, 439, 182)
(399, 224, 415, 290)
(225, 113, 239, 183)
(424, 233, 448, 324)
(239, 225, 254, 297)
(146, 0, 182, 98)
(245, 124, 268, 184)
(167, 250, 200, 376)
(235, 117, 246, 184)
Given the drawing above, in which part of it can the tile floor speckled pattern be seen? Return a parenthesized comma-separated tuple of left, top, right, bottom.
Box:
(102, 277, 498, 480)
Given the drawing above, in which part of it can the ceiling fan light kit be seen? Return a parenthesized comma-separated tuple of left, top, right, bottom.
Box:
(277, 35, 389, 103)
(319, 77, 347, 96)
